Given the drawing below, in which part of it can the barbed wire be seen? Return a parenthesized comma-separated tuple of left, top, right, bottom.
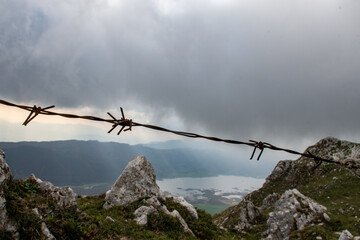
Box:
(0, 99, 339, 166)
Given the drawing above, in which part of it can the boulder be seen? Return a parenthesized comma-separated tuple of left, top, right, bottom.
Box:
(29, 174, 77, 208)
(104, 155, 163, 208)
(338, 230, 354, 240)
(233, 200, 261, 231)
(265, 189, 327, 240)
(173, 196, 198, 219)
(0, 149, 19, 239)
(134, 205, 158, 226)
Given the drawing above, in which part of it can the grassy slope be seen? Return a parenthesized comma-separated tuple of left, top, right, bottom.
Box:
(2, 178, 242, 240)
(214, 138, 360, 239)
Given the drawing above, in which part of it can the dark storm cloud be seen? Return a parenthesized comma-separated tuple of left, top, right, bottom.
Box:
(1, 0, 360, 144)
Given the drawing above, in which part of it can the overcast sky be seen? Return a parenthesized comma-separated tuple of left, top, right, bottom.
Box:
(1, 0, 360, 154)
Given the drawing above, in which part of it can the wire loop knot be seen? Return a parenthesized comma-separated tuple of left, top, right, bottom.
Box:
(249, 140, 265, 161)
(107, 107, 132, 135)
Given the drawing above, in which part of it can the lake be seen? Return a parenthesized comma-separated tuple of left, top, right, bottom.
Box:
(72, 175, 265, 214)
(157, 175, 265, 213)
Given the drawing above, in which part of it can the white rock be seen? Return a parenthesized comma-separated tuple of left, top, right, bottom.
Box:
(104, 155, 162, 208)
(173, 196, 198, 219)
(169, 209, 194, 235)
(136, 196, 195, 236)
(0, 150, 19, 239)
(32, 208, 56, 240)
(338, 230, 354, 240)
(266, 189, 327, 240)
(29, 174, 77, 208)
(134, 206, 158, 226)
(105, 216, 115, 223)
(234, 200, 261, 231)
(323, 213, 331, 222)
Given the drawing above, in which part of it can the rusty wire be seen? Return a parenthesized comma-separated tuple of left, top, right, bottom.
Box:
(0, 99, 339, 165)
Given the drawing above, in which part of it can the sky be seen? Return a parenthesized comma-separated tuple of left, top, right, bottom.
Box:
(0, 0, 360, 160)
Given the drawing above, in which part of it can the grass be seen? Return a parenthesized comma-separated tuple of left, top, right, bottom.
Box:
(215, 139, 360, 239)
(193, 204, 229, 215)
(3, 178, 242, 239)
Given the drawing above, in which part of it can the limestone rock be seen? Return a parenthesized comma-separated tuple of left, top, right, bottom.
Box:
(104, 155, 163, 208)
(32, 208, 56, 240)
(265, 160, 294, 184)
(260, 193, 280, 212)
(173, 196, 198, 219)
(168, 209, 194, 235)
(134, 206, 158, 226)
(134, 196, 195, 236)
(29, 174, 77, 208)
(233, 200, 261, 231)
(338, 230, 354, 240)
(0, 149, 19, 239)
(265, 189, 327, 240)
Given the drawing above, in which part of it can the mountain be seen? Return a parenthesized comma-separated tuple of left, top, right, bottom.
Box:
(0, 140, 263, 186)
(214, 137, 360, 239)
(1, 146, 237, 240)
(1, 137, 360, 239)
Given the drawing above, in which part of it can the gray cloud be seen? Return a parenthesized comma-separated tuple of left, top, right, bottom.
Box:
(1, 0, 360, 146)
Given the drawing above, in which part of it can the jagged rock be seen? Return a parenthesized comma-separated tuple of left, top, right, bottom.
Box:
(167, 209, 194, 235)
(259, 193, 280, 212)
(135, 196, 195, 236)
(265, 160, 294, 184)
(173, 196, 198, 219)
(134, 206, 158, 226)
(104, 155, 163, 208)
(233, 200, 261, 231)
(29, 174, 77, 208)
(265, 189, 327, 240)
(0, 149, 19, 239)
(32, 208, 56, 240)
(338, 230, 354, 240)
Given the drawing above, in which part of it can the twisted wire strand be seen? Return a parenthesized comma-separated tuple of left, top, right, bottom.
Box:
(0, 99, 339, 165)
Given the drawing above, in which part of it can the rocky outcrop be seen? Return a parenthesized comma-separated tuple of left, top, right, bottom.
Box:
(0, 149, 19, 239)
(29, 174, 77, 208)
(259, 193, 280, 212)
(134, 205, 158, 226)
(134, 197, 195, 236)
(265, 189, 327, 240)
(233, 200, 261, 231)
(103, 155, 197, 236)
(265, 160, 294, 184)
(104, 155, 163, 208)
(173, 196, 198, 219)
(32, 208, 56, 240)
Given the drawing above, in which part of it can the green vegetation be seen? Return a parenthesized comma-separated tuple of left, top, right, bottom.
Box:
(216, 163, 360, 238)
(193, 204, 229, 215)
(3, 178, 242, 239)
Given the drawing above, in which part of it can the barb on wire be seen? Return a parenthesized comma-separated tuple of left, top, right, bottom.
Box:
(249, 140, 265, 161)
(23, 105, 55, 126)
(0, 99, 341, 166)
(107, 107, 132, 135)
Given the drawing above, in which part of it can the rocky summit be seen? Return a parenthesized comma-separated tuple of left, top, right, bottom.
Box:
(103, 155, 163, 208)
(215, 137, 360, 239)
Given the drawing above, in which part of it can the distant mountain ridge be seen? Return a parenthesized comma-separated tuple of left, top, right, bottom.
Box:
(0, 140, 263, 186)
